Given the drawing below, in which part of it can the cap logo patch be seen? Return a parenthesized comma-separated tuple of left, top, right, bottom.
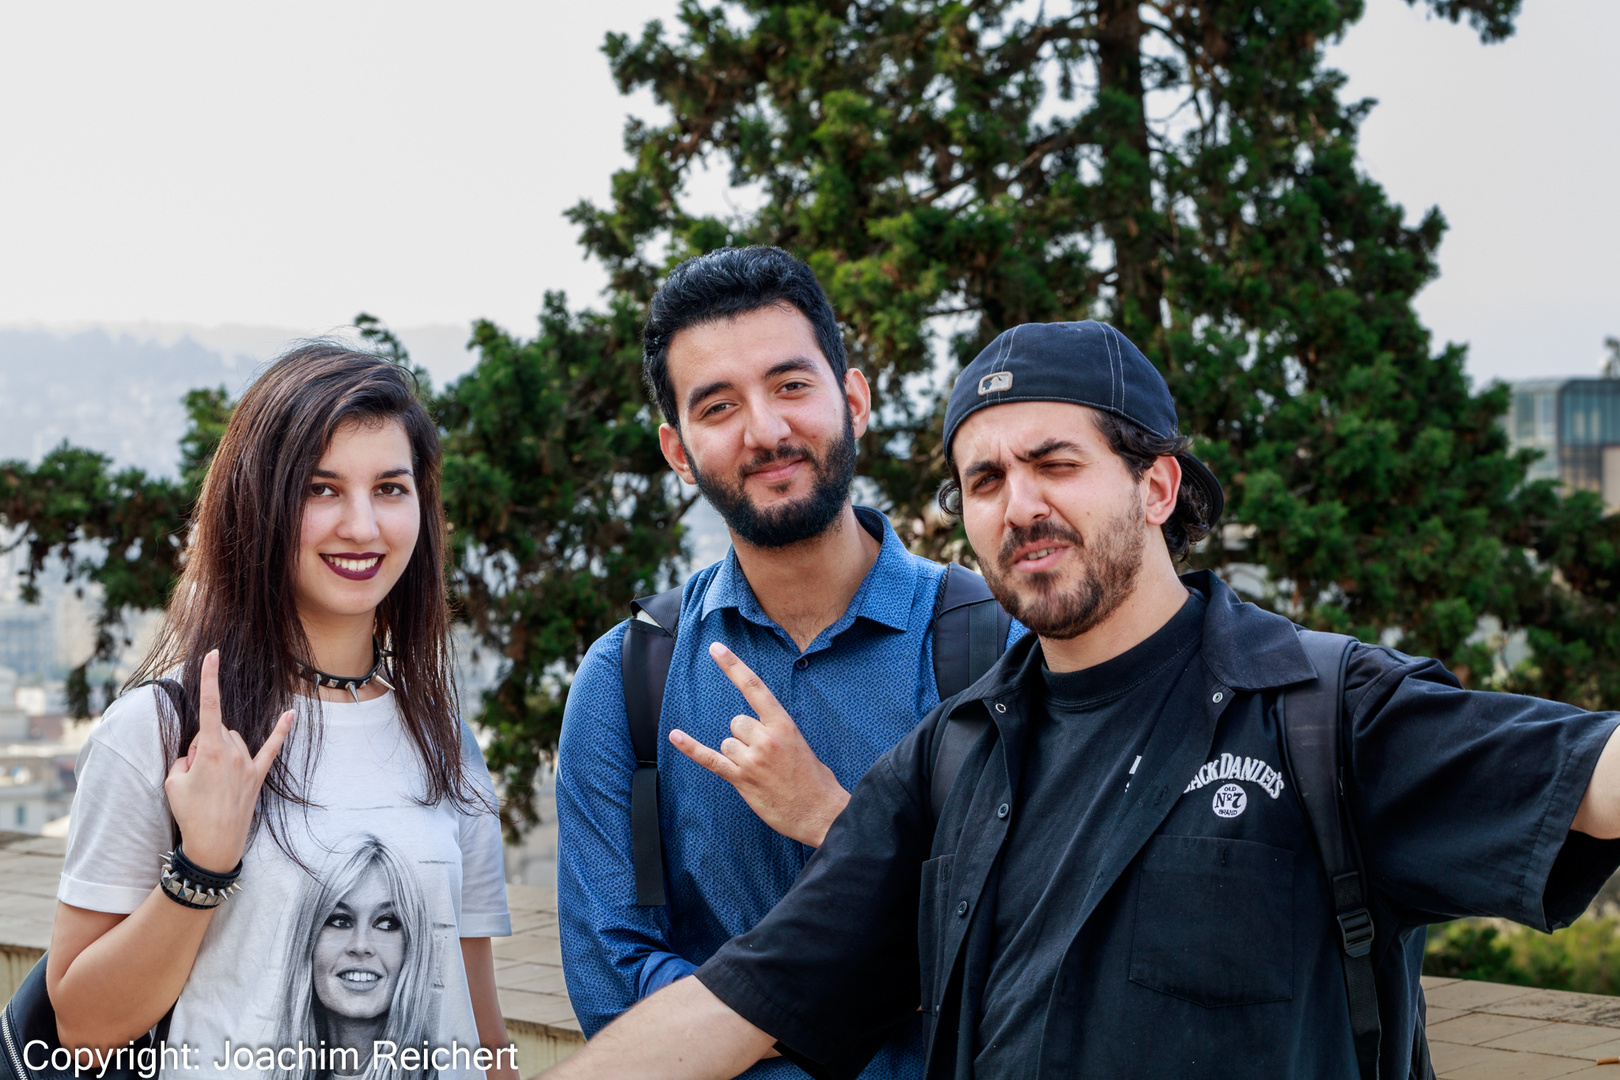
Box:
(977, 372, 1013, 396)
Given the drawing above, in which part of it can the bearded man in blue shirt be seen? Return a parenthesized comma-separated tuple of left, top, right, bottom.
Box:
(556, 246, 1020, 1079)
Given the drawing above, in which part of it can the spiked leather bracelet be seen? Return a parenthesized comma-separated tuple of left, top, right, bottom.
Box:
(159, 845, 243, 909)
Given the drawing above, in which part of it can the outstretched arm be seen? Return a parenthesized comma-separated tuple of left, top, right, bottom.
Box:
(543, 977, 775, 1080)
(1574, 725, 1620, 838)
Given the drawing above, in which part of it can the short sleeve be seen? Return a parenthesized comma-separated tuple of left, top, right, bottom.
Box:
(1344, 645, 1620, 930)
(58, 687, 174, 913)
(456, 720, 512, 938)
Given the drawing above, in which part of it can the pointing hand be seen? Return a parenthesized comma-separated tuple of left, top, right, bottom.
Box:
(669, 643, 851, 847)
(162, 649, 293, 874)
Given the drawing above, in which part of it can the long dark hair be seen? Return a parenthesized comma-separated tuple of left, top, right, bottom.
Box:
(129, 343, 481, 852)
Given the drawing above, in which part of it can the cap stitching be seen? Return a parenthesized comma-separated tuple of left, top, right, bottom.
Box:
(993, 325, 1018, 402)
(1095, 321, 1118, 414)
(1103, 322, 1122, 414)
(1106, 324, 1128, 416)
(966, 393, 1128, 415)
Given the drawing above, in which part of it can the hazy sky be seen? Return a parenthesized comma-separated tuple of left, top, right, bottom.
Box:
(0, 0, 1614, 388)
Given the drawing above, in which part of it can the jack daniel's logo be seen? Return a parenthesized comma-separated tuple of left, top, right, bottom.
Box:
(1184, 753, 1286, 800)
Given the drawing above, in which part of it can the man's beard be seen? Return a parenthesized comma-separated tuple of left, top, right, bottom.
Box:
(980, 495, 1146, 640)
(688, 412, 857, 549)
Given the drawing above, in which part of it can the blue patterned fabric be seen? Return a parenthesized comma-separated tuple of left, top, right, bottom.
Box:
(557, 507, 1024, 1078)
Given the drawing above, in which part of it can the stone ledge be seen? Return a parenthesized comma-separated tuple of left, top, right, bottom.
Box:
(1424, 976, 1620, 1078)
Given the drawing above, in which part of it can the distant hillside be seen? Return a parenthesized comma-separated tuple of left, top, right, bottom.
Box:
(0, 329, 248, 476)
(0, 323, 732, 572)
(0, 324, 475, 476)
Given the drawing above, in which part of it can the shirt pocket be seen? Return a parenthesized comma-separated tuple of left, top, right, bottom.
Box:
(917, 853, 956, 1010)
(1128, 834, 1295, 1008)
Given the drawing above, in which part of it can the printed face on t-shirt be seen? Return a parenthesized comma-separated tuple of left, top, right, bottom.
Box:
(312, 870, 406, 1020)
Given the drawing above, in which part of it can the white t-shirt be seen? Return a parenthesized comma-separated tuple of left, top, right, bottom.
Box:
(59, 685, 512, 1080)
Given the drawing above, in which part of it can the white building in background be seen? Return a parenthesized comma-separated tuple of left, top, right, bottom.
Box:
(0, 665, 84, 836)
(1507, 375, 1620, 510)
(0, 743, 72, 832)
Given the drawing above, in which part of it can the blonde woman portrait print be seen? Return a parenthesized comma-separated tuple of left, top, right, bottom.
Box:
(273, 837, 441, 1080)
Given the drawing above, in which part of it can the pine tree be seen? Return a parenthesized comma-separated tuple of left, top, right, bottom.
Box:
(436, 296, 688, 829)
(0, 387, 228, 715)
(572, 0, 1526, 669)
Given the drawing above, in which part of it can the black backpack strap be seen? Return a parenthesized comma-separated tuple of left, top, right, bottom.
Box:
(931, 563, 1009, 701)
(621, 586, 683, 907)
(928, 564, 1009, 818)
(1283, 629, 1381, 1080)
(930, 714, 990, 821)
(134, 678, 190, 851)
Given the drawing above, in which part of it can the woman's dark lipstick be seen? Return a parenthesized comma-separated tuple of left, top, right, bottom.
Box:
(321, 553, 385, 581)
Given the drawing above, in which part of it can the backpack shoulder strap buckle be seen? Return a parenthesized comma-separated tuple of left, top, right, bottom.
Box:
(1337, 906, 1375, 959)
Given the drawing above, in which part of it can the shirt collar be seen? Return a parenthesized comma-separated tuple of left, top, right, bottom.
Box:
(1184, 569, 1316, 690)
(949, 570, 1317, 714)
(697, 506, 920, 634)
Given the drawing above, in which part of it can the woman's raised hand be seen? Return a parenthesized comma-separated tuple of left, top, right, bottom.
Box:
(162, 650, 293, 874)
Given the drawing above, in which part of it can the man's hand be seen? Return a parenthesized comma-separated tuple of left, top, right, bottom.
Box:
(669, 643, 851, 846)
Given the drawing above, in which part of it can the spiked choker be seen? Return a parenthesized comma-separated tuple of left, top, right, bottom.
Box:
(301, 638, 394, 702)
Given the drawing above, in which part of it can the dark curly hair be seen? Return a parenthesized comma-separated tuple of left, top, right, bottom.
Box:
(937, 410, 1214, 560)
(641, 246, 847, 427)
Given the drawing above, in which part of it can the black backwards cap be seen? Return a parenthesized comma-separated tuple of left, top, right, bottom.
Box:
(942, 320, 1224, 524)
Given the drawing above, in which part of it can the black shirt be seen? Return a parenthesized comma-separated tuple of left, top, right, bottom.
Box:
(977, 592, 1205, 1076)
(695, 572, 1620, 1080)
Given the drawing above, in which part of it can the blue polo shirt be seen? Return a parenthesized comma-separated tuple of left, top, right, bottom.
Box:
(556, 507, 1023, 1078)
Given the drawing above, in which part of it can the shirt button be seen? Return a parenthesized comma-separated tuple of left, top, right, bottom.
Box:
(997, 803, 1009, 820)
(956, 900, 970, 917)
(1212, 691, 1224, 703)
(994, 702, 1007, 713)
(794, 657, 809, 670)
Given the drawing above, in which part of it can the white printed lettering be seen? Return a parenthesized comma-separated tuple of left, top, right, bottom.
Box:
(1185, 754, 1287, 804)
(23, 1041, 49, 1072)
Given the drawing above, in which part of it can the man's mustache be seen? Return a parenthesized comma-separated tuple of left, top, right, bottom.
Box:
(997, 520, 1084, 574)
(740, 445, 813, 477)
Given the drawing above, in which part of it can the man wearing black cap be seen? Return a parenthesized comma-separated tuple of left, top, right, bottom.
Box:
(547, 322, 1620, 1079)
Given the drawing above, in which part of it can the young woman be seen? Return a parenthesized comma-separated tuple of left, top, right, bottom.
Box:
(45, 345, 517, 1080)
